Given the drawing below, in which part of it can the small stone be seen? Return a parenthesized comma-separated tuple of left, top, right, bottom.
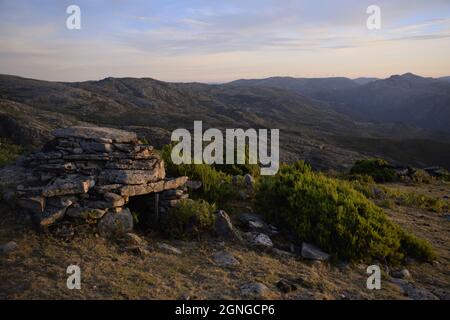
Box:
(0, 241, 19, 255)
(240, 283, 270, 299)
(186, 180, 202, 190)
(391, 269, 411, 279)
(157, 243, 182, 255)
(213, 251, 240, 267)
(301, 243, 330, 261)
(251, 233, 273, 249)
(121, 233, 147, 247)
(276, 279, 297, 293)
(272, 248, 294, 258)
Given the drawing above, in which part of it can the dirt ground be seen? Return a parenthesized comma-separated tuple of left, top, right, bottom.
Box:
(0, 181, 449, 300)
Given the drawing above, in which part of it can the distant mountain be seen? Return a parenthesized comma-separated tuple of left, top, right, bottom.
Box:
(439, 76, 450, 83)
(353, 77, 379, 85)
(1, 74, 450, 170)
(227, 76, 359, 97)
(229, 73, 450, 133)
(318, 73, 450, 133)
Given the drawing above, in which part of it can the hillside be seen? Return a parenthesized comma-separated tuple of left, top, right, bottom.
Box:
(1, 74, 450, 170)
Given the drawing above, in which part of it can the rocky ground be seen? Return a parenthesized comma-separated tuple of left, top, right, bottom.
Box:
(1, 181, 449, 300)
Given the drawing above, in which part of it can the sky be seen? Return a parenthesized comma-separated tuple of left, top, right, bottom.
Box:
(0, 0, 450, 82)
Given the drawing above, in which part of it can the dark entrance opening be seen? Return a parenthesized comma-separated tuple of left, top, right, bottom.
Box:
(127, 193, 160, 229)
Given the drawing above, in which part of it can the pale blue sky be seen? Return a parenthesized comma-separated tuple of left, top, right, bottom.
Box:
(1, 0, 449, 82)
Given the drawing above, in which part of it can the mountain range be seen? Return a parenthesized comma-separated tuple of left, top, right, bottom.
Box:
(0, 73, 449, 170)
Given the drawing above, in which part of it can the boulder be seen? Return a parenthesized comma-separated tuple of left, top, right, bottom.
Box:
(301, 243, 330, 261)
(240, 283, 270, 299)
(97, 208, 133, 237)
(214, 210, 235, 238)
(251, 233, 273, 249)
(157, 242, 182, 255)
(0, 241, 19, 255)
(213, 251, 240, 267)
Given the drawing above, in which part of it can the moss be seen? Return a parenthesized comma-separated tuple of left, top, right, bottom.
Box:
(162, 199, 216, 239)
(255, 161, 436, 263)
(350, 159, 397, 183)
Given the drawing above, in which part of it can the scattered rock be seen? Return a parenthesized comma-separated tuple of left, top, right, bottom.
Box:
(240, 283, 270, 299)
(121, 233, 147, 247)
(243, 174, 255, 190)
(97, 208, 133, 237)
(0, 241, 19, 255)
(157, 242, 182, 255)
(392, 279, 439, 300)
(276, 279, 297, 293)
(213, 210, 243, 242)
(301, 243, 330, 261)
(251, 233, 273, 249)
(213, 251, 240, 267)
(391, 269, 411, 279)
(272, 248, 294, 258)
(186, 180, 202, 190)
(214, 210, 234, 238)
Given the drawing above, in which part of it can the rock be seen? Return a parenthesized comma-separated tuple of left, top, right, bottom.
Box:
(272, 248, 294, 258)
(240, 283, 270, 299)
(186, 180, 202, 190)
(98, 208, 133, 237)
(0, 241, 19, 255)
(214, 210, 235, 239)
(17, 196, 45, 214)
(243, 174, 255, 189)
(66, 206, 107, 219)
(251, 233, 273, 249)
(52, 126, 138, 143)
(301, 243, 330, 261)
(157, 243, 182, 255)
(105, 158, 158, 170)
(39, 205, 70, 227)
(121, 233, 147, 247)
(276, 279, 297, 293)
(79, 141, 113, 153)
(98, 168, 165, 185)
(391, 269, 411, 279)
(42, 175, 95, 197)
(213, 251, 240, 267)
(46, 196, 75, 208)
(392, 279, 439, 300)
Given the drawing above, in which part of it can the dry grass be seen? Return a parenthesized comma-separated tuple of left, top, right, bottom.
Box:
(0, 181, 449, 300)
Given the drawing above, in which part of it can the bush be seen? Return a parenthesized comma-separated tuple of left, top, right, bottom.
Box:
(161, 144, 238, 207)
(350, 159, 397, 183)
(162, 199, 216, 239)
(255, 161, 436, 262)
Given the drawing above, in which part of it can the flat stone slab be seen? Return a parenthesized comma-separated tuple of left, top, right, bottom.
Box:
(301, 242, 330, 261)
(52, 126, 138, 143)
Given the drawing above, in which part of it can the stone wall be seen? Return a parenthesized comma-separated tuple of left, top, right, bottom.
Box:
(9, 126, 188, 236)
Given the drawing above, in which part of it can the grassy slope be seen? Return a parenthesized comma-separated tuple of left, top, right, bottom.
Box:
(1, 181, 449, 300)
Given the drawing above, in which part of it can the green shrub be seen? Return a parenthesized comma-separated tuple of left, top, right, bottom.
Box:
(255, 161, 436, 262)
(0, 139, 22, 166)
(162, 199, 216, 239)
(400, 231, 437, 262)
(350, 159, 397, 183)
(161, 144, 238, 207)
